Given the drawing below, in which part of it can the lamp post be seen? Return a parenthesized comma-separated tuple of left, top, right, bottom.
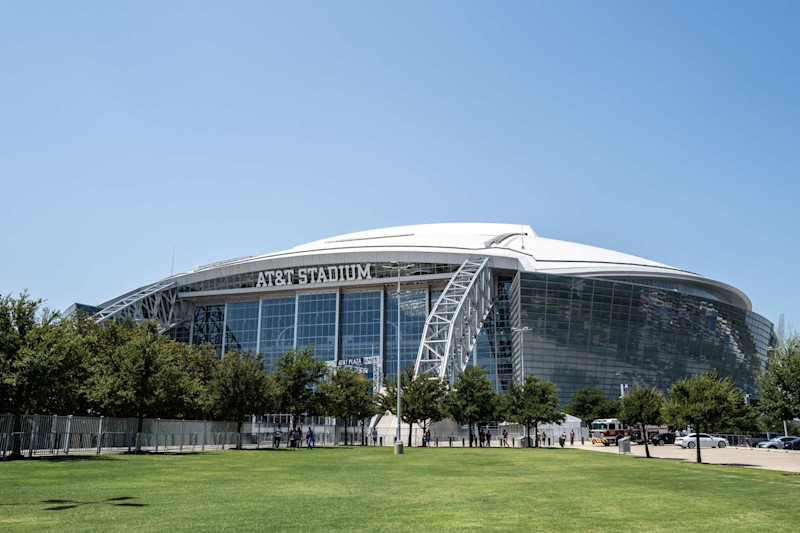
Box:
(383, 262, 415, 453)
(511, 325, 531, 446)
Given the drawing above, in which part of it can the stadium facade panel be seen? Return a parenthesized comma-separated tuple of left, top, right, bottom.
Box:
(82, 223, 774, 402)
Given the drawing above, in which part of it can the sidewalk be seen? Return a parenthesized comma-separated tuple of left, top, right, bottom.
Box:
(577, 441, 800, 473)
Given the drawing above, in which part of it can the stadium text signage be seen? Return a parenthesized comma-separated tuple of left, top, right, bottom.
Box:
(255, 263, 372, 288)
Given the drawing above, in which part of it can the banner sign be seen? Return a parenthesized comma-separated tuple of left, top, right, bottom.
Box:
(255, 263, 372, 288)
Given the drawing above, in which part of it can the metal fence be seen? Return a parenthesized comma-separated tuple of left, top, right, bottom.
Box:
(1, 414, 367, 459)
(1, 414, 243, 459)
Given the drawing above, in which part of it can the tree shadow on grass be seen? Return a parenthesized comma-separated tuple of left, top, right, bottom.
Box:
(41, 496, 146, 511)
(6, 455, 117, 463)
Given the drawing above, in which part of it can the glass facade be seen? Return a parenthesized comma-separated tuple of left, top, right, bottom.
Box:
(296, 292, 338, 361)
(340, 291, 382, 358)
(192, 305, 225, 357)
(384, 289, 428, 382)
(473, 276, 514, 392)
(179, 266, 772, 403)
(171, 321, 192, 345)
(511, 272, 774, 404)
(224, 301, 259, 354)
(259, 297, 296, 369)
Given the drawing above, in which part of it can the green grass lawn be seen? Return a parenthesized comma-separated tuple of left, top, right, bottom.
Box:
(1, 447, 798, 532)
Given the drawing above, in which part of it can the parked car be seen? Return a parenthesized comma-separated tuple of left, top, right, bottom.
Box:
(782, 438, 800, 451)
(650, 432, 676, 446)
(744, 432, 784, 447)
(675, 433, 728, 449)
(757, 436, 799, 449)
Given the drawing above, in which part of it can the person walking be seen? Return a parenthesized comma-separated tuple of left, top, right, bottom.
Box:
(306, 426, 314, 449)
(570, 430, 575, 446)
(502, 429, 509, 448)
(559, 432, 566, 448)
(485, 429, 491, 448)
(273, 424, 282, 450)
(478, 429, 484, 448)
(289, 427, 296, 450)
(372, 427, 378, 446)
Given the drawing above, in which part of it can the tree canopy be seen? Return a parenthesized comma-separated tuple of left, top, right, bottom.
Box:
(503, 375, 564, 447)
(442, 366, 497, 447)
(757, 334, 800, 425)
(322, 367, 378, 445)
(273, 346, 328, 427)
(207, 349, 274, 442)
(664, 371, 741, 463)
(619, 385, 665, 458)
(563, 386, 619, 425)
(380, 366, 448, 446)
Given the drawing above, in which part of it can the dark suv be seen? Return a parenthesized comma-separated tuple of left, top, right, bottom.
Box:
(783, 438, 800, 451)
(650, 432, 676, 446)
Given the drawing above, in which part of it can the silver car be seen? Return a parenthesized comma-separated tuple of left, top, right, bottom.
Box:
(674, 433, 728, 449)
(757, 436, 798, 449)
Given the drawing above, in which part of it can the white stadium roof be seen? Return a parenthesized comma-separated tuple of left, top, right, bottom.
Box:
(103, 223, 752, 310)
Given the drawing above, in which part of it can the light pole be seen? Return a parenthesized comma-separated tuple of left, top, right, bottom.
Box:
(511, 325, 531, 446)
(383, 262, 415, 453)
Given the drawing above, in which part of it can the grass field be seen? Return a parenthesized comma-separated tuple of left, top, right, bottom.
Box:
(1, 447, 798, 532)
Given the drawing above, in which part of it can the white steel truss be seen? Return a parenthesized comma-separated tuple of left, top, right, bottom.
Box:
(414, 257, 493, 384)
(93, 280, 189, 334)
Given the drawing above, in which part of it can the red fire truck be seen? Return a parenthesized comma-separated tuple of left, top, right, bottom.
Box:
(590, 418, 669, 446)
(589, 418, 631, 446)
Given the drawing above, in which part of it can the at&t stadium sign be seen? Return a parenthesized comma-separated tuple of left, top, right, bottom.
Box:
(255, 263, 372, 288)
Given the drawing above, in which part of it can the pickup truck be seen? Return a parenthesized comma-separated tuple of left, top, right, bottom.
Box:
(744, 433, 784, 447)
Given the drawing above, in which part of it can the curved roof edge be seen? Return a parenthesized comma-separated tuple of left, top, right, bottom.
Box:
(96, 223, 754, 312)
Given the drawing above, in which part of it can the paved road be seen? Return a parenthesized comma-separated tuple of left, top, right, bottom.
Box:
(574, 441, 800, 472)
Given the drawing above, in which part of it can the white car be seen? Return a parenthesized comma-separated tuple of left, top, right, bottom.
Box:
(674, 433, 728, 449)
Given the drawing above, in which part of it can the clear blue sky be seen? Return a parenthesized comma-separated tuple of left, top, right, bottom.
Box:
(1, 2, 797, 330)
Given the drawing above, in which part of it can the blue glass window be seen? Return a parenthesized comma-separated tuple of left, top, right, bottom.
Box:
(340, 291, 382, 358)
(224, 301, 259, 354)
(384, 290, 427, 381)
(296, 293, 338, 361)
(192, 305, 225, 358)
(259, 297, 296, 370)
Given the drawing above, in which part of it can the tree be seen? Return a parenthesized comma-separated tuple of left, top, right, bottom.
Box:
(563, 386, 619, 426)
(351, 386, 381, 446)
(11, 319, 90, 416)
(85, 319, 200, 449)
(0, 292, 48, 415)
(503, 375, 564, 447)
(273, 347, 327, 430)
(0, 293, 90, 455)
(664, 371, 741, 463)
(168, 341, 216, 420)
(619, 385, 665, 458)
(402, 370, 448, 446)
(757, 334, 800, 427)
(443, 366, 498, 447)
(380, 366, 447, 447)
(207, 350, 273, 446)
(321, 367, 377, 445)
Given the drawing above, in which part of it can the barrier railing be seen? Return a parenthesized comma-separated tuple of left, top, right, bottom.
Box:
(0, 414, 360, 459)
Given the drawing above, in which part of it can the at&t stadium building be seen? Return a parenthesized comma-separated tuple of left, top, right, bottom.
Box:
(77, 223, 775, 402)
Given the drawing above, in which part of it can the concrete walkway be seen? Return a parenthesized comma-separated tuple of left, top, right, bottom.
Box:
(574, 441, 800, 473)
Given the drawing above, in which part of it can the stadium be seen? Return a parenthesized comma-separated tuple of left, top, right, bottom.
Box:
(72, 223, 775, 402)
